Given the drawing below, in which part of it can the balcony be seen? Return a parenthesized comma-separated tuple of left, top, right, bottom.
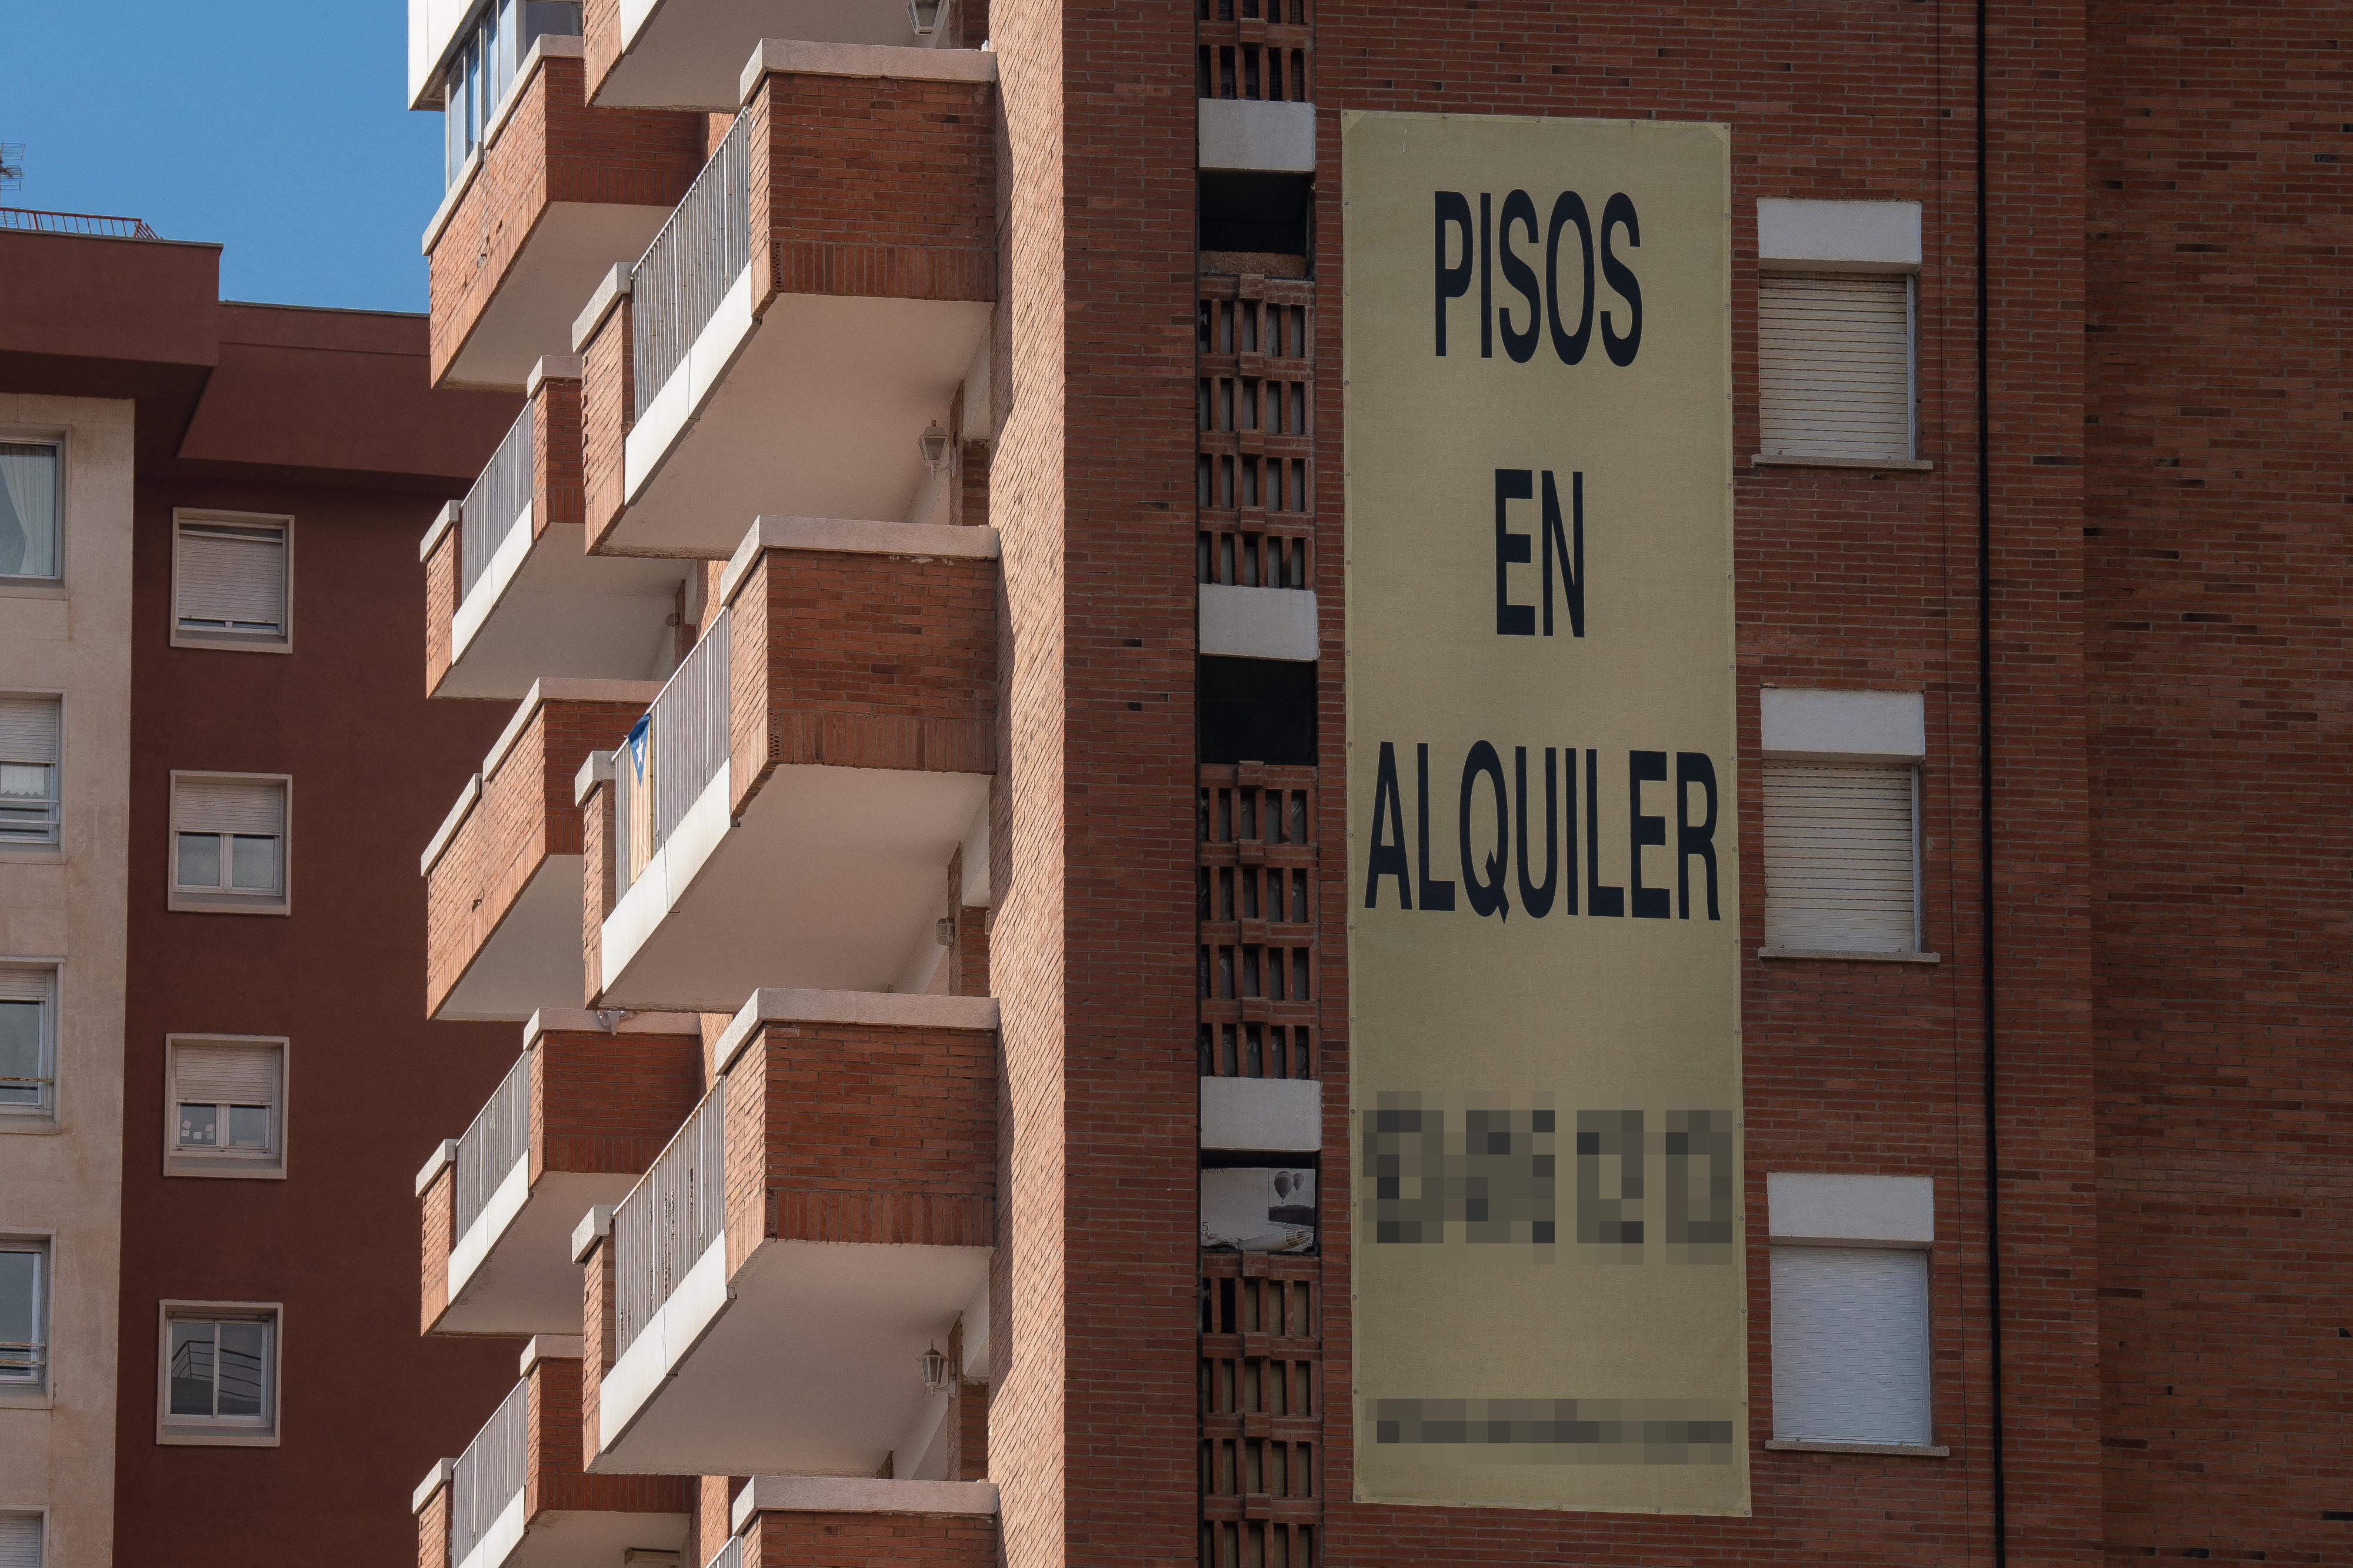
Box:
(425, 681, 662, 1021)
(579, 989, 996, 1476)
(586, 0, 948, 111)
(415, 1339, 691, 1568)
(575, 44, 996, 558)
(721, 1479, 998, 1568)
(424, 37, 706, 390)
(419, 1015, 702, 1337)
(424, 363, 699, 700)
(581, 518, 995, 1013)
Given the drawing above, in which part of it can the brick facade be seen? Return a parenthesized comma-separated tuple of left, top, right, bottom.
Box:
(579, 291, 634, 549)
(742, 1509, 999, 1568)
(530, 1028, 705, 1185)
(525, 1353, 694, 1518)
(419, 1163, 455, 1337)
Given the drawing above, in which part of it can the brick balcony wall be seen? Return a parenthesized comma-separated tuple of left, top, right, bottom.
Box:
(579, 293, 633, 549)
(424, 523, 459, 696)
(419, 1162, 455, 1336)
(526, 1353, 692, 1517)
(725, 549, 998, 816)
(530, 1029, 705, 1185)
(579, 773, 614, 1007)
(416, 1483, 450, 1568)
(744, 1509, 998, 1568)
(531, 372, 585, 535)
(579, 1233, 616, 1473)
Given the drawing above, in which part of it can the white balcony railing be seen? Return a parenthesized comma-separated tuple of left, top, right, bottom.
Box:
(613, 607, 730, 898)
(629, 109, 751, 414)
(454, 1048, 533, 1242)
(611, 1084, 725, 1362)
(449, 1377, 529, 1567)
(702, 1537, 744, 1568)
(460, 398, 535, 603)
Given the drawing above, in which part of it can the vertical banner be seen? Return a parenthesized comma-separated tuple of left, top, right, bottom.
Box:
(1343, 112, 1744, 1514)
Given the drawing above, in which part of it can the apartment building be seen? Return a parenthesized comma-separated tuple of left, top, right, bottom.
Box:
(0, 222, 523, 1567)
(396, 2, 2348, 1568)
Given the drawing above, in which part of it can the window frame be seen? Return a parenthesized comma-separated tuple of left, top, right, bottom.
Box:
(156, 1300, 283, 1447)
(0, 1507, 45, 1567)
(0, 961, 59, 1127)
(166, 771, 292, 916)
(0, 430, 65, 591)
(169, 509, 295, 655)
(162, 1035, 289, 1180)
(0, 689, 65, 856)
(0, 1233, 51, 1402)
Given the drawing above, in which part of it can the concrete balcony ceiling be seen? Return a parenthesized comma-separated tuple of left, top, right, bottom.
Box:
(439, 522, 690, 699)
(593, 0, 931, 109)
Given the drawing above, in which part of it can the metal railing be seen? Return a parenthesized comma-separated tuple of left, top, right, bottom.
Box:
(702, 1538, 744, 1568)
(630, 109, 752, 415)
(454, 1049, 534, 1242)
(460, 398, 536, 603)
(612, 1084, 726, 1361)
(449, 1377, 529, 1567)
(614, 608, 731, 898)
(0, 206, 158, 239)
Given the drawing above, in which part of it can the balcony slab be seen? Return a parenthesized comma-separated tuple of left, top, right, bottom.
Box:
(591, 0, 929, 109)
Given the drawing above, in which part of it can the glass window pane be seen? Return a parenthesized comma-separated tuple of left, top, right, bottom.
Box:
(230, 835, 278, 892)
(0, 1250, 36, 1349)
(168, 1320, 216, 1415)
(178, 1103, 219, 1147)
(0, 1001, 39, 1107)
(177, 833, 221, 888)
(0, 443, 59, 579)
(216, 1321, 267, 1416)
(0, 763, 48, 799)
(228, 1105, 269, 1150)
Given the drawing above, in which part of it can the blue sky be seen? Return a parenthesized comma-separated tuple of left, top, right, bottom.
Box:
(2, 3, 444, 312)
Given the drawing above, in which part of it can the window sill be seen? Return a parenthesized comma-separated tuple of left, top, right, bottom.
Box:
(1750, 455, 1934, 472)
(156, 1421, 279, 1447)
(0, 1117, 61, 1136)
(169, 631, 291, 656)
(166, 1153, 286, 1180)
(0, 579, 68, 600)
(166, 891, 290, 917)
(1767, 1438, 1949, 1458)
(0, 1389, 54, 1410)
(0, 847, 64, 864)
(1758, 947, 1940, 965)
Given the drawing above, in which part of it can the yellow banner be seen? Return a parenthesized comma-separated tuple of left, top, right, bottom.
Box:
(1342, 111, 1745, 1515)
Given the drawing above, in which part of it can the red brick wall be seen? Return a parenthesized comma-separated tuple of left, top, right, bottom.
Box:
(579, 773, 614, 1006)
(580, 0, 622, 102)
(415, 1483, 449, 1568)
(580, 294, 633, 549)
(530, 372, 584, 536)
(419, 1162, 454, 1336)
(744, 1509, 998, 1568)
(531, 1029, 704, 1183)
(525, 1353, 692, 1517)
(427, 53, 704, 386)
(724, 548, 998, 815)
(579, 1232, 617, 1473)
(424, 523, 458, 695)
(745, 71, 998, 313)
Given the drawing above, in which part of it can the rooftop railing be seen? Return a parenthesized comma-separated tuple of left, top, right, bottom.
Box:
(630, 109, 751, 415)
(449, 1377, 529, 1567)
(460, 399, 536, 603)
(454, 1049, 533, 1242)
(614, 607, 731, 897)
(0, 206, 158, 239)
(612, 1083, 726, 1362)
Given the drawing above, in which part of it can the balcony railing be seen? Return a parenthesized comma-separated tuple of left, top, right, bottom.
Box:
(455, 1049, 533, 1242)
(0, 206, 158, 239)
(449, 1377, 529, 1567)
(612, 1085, 725, 1361)
(461, 399, 536, 603)
(702, 1539, 744, 1568)
(614, 608, 731, 896)
(631, 109, 751, 415)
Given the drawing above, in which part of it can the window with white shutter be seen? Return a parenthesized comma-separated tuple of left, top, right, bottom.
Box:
(168, 773, 291, 913)
(0, 966, 57, 1120)
(1758, 273, 1914, 464)
(0, 695, 60, 848)
(0, 1510, 41, 1568)
(1761, 763, 1918, 953)
(172, 512, 292, 652)
(1770, 1245, 1933, 1447)
(165, 1036, 288, 1177)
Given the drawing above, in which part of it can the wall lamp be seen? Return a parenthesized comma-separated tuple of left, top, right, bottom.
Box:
(919, 1342, 951, 1392)
(918, 421, 952, 473)
(908, 0, 945, 37)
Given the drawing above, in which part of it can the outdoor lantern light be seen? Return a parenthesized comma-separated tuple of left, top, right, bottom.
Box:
(918, 421, 952, 473)
(908, 0, 944, 36)
(919, 1342, 951, 1391)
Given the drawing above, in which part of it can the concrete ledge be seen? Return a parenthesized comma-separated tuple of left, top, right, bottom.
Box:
(421, 775, 482, 876)
(571, 263, 633, 354)
(521, 1333, 586, 1374)
(740, 39, 998, 102)
(524, 1007, 706, 1051)
(526, 353, 585, 397)
(571, 1204, 613, 1264)
(733, 1476, 1001, 1532)
(413, 1457, 456, 1514)
(574, 749, 615, 809)
(1199, 583, 1317, 662)
(1751, 453, 1932, 471)
(414, 1138, 460, 1198)
(1198, 98, 1317, 173)
(721, 515, 1002, 606)
(419, 500, 463, 563)
(481, 679, 663, 782)
(712, 988, 1001, 1076)
(1757, 947, 1939, 965)
(1765, 1438, 1949, 1457)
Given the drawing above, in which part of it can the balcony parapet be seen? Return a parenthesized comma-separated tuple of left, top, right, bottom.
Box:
(728, 1477, 998, 1568)
(419, 1010, 702, 1337)
(578, 988, 996, 1477)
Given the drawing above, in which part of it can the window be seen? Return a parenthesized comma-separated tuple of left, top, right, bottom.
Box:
(0, 695, 58, 849)
(1760, 764, 1918, 953)
(169, 773, 289, 914)
(172, 512, 291, 652)
(0, 1239, 47, 1393)
(1757, 274, 1913, 463)
(1767, 1172, 1938, 1453)
(0, 966, 56, 1122)
(441, 1, 583, 187)
(157, 1302, 280, 1446)
(165, 1037, 287, 1178)
(0, 441, 58, 582)
(0, 1510, 42, 1568)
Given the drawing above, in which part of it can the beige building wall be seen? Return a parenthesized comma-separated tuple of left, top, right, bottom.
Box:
(0, 393, 134, 1566)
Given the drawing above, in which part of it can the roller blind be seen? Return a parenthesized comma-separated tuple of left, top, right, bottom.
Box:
(0, 970, 50, 1003)
(176, 521, 288, 636)
(174, 1041, 280, 1107)
(0, 1511, 42, 1568)
(1758, 273, 1912, 462)
(1762, 763, 1915, 951)
(172, 777, 285, 836)
(1771, 1246, 1932, 1446)
(0, 697, 58, 765)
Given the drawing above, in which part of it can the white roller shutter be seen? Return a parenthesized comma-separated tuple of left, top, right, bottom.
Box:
(176, 520, 288, 635)
(0, 696, 58, 764)
(1771, 1246, 1932, 1446)
(0, 1512, 42, 1568)
(174, 1041, 281, 1109)
(172, 776, 286, 836)
(1762, 763, 1916, 951)
(0, 969, 51, 1003)
(1759, 273, 1913, 462)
